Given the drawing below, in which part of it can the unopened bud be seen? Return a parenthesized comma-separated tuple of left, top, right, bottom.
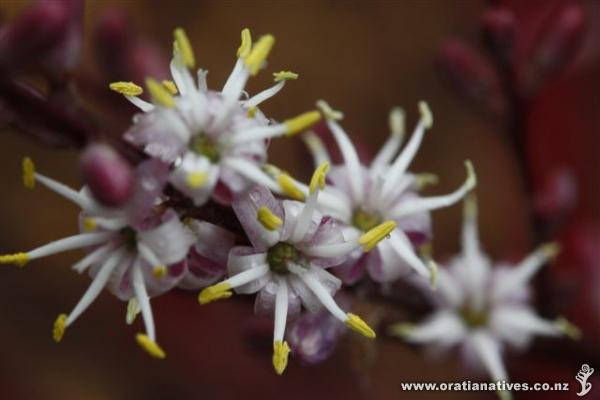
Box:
(521, 5, 585, 94)
(482, 8, 517, 61)
(437, 39, 506, 117)
(81, 144, 134, 207)
(0, 1, 69, 72)
(94, 10, 169, 83)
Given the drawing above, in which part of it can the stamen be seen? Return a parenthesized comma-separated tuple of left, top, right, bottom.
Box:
(52, 313, 67, 342)
(494, 241, 561, 300)
(540, 242, 561, 259)
(309, 161, 330, 194)
(284, 111, 322, 136)
(22, 157, 35, 189)
(186, 171, 209, 189)
(136, 333, 166, 359)
(390, 160, 477, 217)
(82, 217, 97, 232)
(358, 221, 397, 252)
(389, 107, 405, 137)
(72, 243, 116, 273)
(345, 313, 376, 339)
(161, 80, 178, 95)
(173, 27, 195, 68)
(273, 340, 290, 375)
(387, 322, 415, 338)
(257, 206, 283, 231)
(247, 106, 258, 118)
(237, 28, 252, 58)
(109, 81, 143, 96)
(0, 252, 30, 267)
(429, 261, 438, 290)
(198, 282, 233, 304)
(316, 99, 344, 121)
(277, 174, 306, 201)
(126, 298, 141, 325)
(145, 77, 175, 108)
(152, 265, 167, 278)
(415, 173, 439, 189)
(555, 317, 581, 340)
(419, 100, 433, 129)
(273, 71, 298, 82)
(222, 158, 281, 192)
(244, 34, 275, 76)
(65, 249, 126, 326)
(302, 132, 331, 167)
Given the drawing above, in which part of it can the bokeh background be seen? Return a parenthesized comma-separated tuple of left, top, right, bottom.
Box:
(0, 1, 598, 399)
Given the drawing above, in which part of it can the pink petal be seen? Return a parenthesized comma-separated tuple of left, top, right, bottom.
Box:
(232, 185, 283, 251)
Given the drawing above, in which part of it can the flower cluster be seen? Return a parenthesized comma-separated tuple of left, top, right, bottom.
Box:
(389, 196, 580, 399)
(0, 25, 580, 389)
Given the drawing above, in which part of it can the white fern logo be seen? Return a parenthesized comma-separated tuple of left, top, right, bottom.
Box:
(576, 364, 594, 397)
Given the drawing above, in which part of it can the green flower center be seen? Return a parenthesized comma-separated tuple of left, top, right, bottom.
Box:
(460, 306, 489, 328)
(190, 134, 220, 163)
(352, 208, 382, 232)
(267, 242, 300, 274)
(120, 227, 138, 249)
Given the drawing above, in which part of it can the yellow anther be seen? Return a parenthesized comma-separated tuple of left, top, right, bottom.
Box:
(22, 157, 35, 189)
(345, 313, 376, 339)
(262, 163, 283, 177)
(358, 220, 397, 252)
(277, 174, 305, 201)
(257, 206, 283, 231)
(198, 282, 233, 304)
(53, 313, 67, 343)
(309, 161, 330, 194)
(237, 28, 252, 58)
(247, 106, 258, 118)
(387, 322, 415, 338)
(273, 340, 290, 375)
(316, 99, 344, 121)
(0, 252, 30, 267)
(126, 298, 140, 325)
(273, 71, 298, 82)
(464, 193, 478, 219)
(464, 160, 477, 189)
(136, 333, 166, 359)
(497, 389, 512, 400)
(555, 317, 581, 340)
(146, 77, 175, 108)
(186, 171, 208, 189)
(82, 217, 97, 232)
(152, 265, 167, 279)
(415, 173, 439, 190)
(109, 81, 143, 96)
(389, 107, 405, 137)
(419, 242, 433, 258)
(173, 27, 195, 68)
(244, 34, 275, 76)
(161, 80, 178, 95)
(418, 101, 433, 129)
(540, 242, 561, 259)
(429, 261, 438, 290)
(284, 111, 321, 136)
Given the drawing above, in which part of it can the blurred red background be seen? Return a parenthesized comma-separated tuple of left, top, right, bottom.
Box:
(0, 1, 598, 399)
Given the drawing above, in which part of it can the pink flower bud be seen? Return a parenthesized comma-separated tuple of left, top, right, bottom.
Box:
(0, 0, 69, 72)
(482, 8, 517, 61)
(437, 39, 507, 117)
(81, 144, 134, 207)
(534, 168, 577, 225)
(94, 10, 169, 83)
(520, 5, 586, 94)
